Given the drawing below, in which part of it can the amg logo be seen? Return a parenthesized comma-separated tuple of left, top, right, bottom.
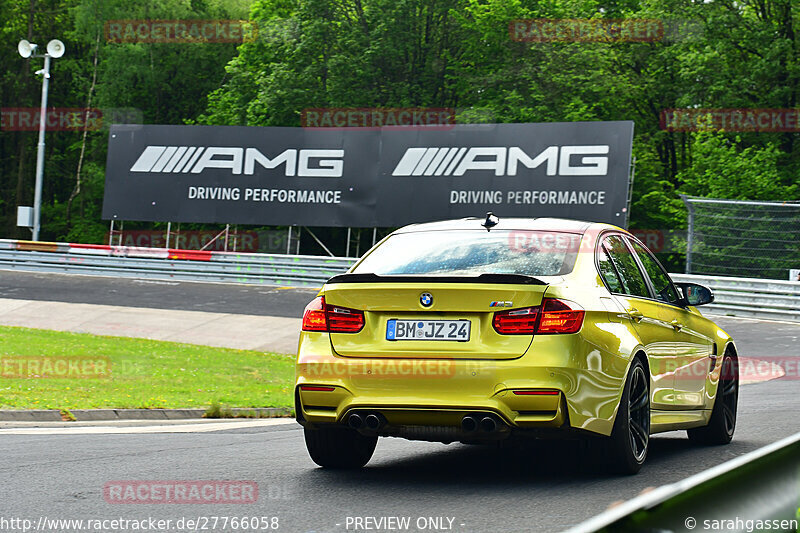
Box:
(391, 146, 609, 177)
(129, 146, 344, 177)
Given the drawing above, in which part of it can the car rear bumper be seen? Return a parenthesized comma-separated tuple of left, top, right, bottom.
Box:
(298, 386, 568, 429)
(295, 332, 629, 437)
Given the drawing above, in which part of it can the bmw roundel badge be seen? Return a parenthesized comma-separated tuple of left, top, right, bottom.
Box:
(419, 292, 433, 307)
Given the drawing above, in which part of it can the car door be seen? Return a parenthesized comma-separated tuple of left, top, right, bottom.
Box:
(627, 238, 714, 408)
(598, 234, 675, 409)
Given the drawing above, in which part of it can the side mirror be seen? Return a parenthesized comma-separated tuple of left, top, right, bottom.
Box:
(674, 282, 714, 307)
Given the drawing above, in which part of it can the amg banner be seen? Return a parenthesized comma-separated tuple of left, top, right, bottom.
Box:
(102, 121, 634, 227)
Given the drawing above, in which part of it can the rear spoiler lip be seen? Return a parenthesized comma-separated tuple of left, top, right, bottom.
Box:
(325, 273, 547, 285)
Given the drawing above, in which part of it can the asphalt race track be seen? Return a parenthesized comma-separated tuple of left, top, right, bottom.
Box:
(2, 270, 799, 532)
(0, 270, 319, 318)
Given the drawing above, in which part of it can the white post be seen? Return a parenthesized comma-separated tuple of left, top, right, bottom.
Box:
(32, 55, 51, 241)
(682, 196, 695, 275)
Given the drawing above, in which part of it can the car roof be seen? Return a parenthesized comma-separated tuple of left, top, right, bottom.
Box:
(393, 217, 622, 235)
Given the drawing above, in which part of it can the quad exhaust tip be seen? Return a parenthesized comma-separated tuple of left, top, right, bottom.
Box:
(347, 413, 364, 429)
(462, 414, 500, 433)
(365, 414, 382, 430)
(347, 412, 384, 431)
(353, 412, 500, 433)
(480, 416, 497, 432)
(461, 415, 478, 433)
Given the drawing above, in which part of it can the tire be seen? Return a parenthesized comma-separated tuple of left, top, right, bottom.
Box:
(303, 427, 377, 469)
(688, 354, 738, 445)
(604, 357, 650, 475)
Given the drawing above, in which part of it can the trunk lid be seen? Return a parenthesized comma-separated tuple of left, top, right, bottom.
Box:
(322, 275, 548, 360)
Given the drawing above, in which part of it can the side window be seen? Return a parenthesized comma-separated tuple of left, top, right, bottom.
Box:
(629, 239, 680, 305)
(603, 235, 651, 299)
(597, 245, 624, 293)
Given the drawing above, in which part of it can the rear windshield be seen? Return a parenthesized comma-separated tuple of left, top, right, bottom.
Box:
(353, 230, 581, 277)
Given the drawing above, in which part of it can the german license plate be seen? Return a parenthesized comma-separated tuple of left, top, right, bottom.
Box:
(386, 319, 470, 341)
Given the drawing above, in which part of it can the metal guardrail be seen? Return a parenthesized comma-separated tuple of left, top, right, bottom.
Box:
(565, 431, 800, 532)
(0, 240, 357, 287)
(672, 273, 800, 322)
(0, 240, 797, 321)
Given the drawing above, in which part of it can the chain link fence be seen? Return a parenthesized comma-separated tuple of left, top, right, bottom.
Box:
(682, 196, 800, 280)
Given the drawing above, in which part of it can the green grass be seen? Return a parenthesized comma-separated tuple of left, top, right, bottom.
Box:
(0, 326, 295, 410)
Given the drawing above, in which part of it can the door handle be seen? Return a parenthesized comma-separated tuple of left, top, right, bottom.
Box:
(627, 308, 644, 321)
(670, 319, 683, 331)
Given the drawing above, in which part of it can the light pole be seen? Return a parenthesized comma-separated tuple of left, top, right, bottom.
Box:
(17, 38, 65, 241)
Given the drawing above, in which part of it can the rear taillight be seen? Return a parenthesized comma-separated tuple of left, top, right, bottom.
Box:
(492, 306, 539, 335)
(538, 298, 584, 334)
(326, 305, 365, 333)
(302, 296, 328, 331)
(301, 296, 365, 333)
(492, 298, 584, 335)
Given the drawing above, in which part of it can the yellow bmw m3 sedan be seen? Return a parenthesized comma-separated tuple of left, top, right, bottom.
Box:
(294, 216, 739, 474)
